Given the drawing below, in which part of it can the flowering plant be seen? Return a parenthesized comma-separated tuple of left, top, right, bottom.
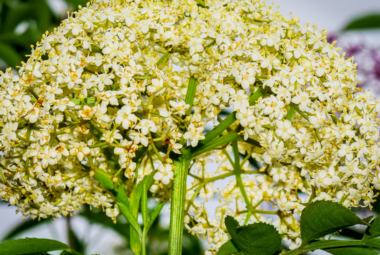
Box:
(1, 0, 380, 254)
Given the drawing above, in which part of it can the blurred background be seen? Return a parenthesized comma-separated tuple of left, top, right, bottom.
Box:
(0, 0, 379, 254)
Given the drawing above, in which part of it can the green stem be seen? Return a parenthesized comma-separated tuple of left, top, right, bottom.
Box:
(284, 240, 366, 255)
(232, 141, 253, 214)
(190, 132, 243, 158)
(201, 112, 236, 145)
(169, 154, 191, 255)
(0, 164, 7, 184)
(185, 77, 198, 115)
(141, 236, 146, 255)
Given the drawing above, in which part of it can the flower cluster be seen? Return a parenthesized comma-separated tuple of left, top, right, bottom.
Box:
(0, 0, 379, 253)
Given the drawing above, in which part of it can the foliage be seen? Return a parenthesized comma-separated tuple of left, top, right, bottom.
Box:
(218, 201, 380, 255)
(0, 0, 87, 70)
(0, 0, 380, 255)
(343, 13, 380, 31)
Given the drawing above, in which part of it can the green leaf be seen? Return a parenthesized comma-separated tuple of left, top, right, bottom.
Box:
(0, 42, 21, 68)
(225, 216, 281, 255)
(185, 76, 198, 115)
(343, 14, 380, 31)
(300, 201, 368, 244)
(364, 238, 380, 249)
(144, 202, 166, 234)
(117, 202, 143, 238)
(94, 168, 129, 207)
(32, 0, 52, 32)
(68, 228, 85, 254)
(60, 250, 83, 255)
(129, 180, 145, 254)
(2, 218, 52, 240)
(367, 215, 380, 238)
(324, 247, 378, 255)
(64, 0, 88, 8)
(3, 3, 34, 33)
(0, 238, 69, 255)
(217, 240, 239, 255)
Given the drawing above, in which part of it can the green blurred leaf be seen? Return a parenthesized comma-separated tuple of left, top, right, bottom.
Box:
(367, 215, 380, 238)
(65, 0, 89, 8)
(364, 237, 380, 248)
(324, 247, 378, 255)
(68, 228, 85, 254)
(117, 202, 143, 237)
(3, 3, 34, 33)
(93, 168, 129, 207)
(225, 216, 281, 255)
(0, 42, 21, 67)
(2, 218, 52, 241)
(0, 238, 69, 255)
(217, 240, 239, 255)
(343, 14, 380, 31)
(0, 32, 30, 48)
(129, 180, 145, 254)
(60, 250, 83, 255)
(32, 0, 52, 32)
(144, 202, 166, 234)
(300, 201, 368, 244)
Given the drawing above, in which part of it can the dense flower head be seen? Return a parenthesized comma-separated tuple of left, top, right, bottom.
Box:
(0, 0, 379, 252)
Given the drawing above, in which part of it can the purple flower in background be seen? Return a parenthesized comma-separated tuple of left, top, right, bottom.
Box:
(327, 33, 338, 44)
(368, 50, 380, 82)
(345, 43, 363, 57)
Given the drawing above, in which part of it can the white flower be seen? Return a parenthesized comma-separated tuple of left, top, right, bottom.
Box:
(338, 144, 354, 161)
(263, 140, 285, 164)
(275, 120, 296, 141)
(183, 123, 205, 147)
(115, 106, 138, 129)
(188, 38, 204, 55)
(1, 122, 18, 140)
(315, 170, 332, 188)
(101, 130, 123, 143)
(262, 95, 285, 119)
(231, 90, 249, 111)
(135, 119, 157, 135)
(154, 164, 174, 185)
(106, 206, 120, 220)
(291, 91, 311, 111)
(236, 106, 255, 127)
(234, 68, 256, 89)
(70, 142, 91, 161)
(169, 100, 189, 115)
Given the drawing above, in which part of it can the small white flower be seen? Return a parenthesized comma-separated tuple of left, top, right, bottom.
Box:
(154, 164, 174, 185)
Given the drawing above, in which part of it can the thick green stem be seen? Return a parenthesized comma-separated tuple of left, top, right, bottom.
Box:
(169, 154, 191, 255)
